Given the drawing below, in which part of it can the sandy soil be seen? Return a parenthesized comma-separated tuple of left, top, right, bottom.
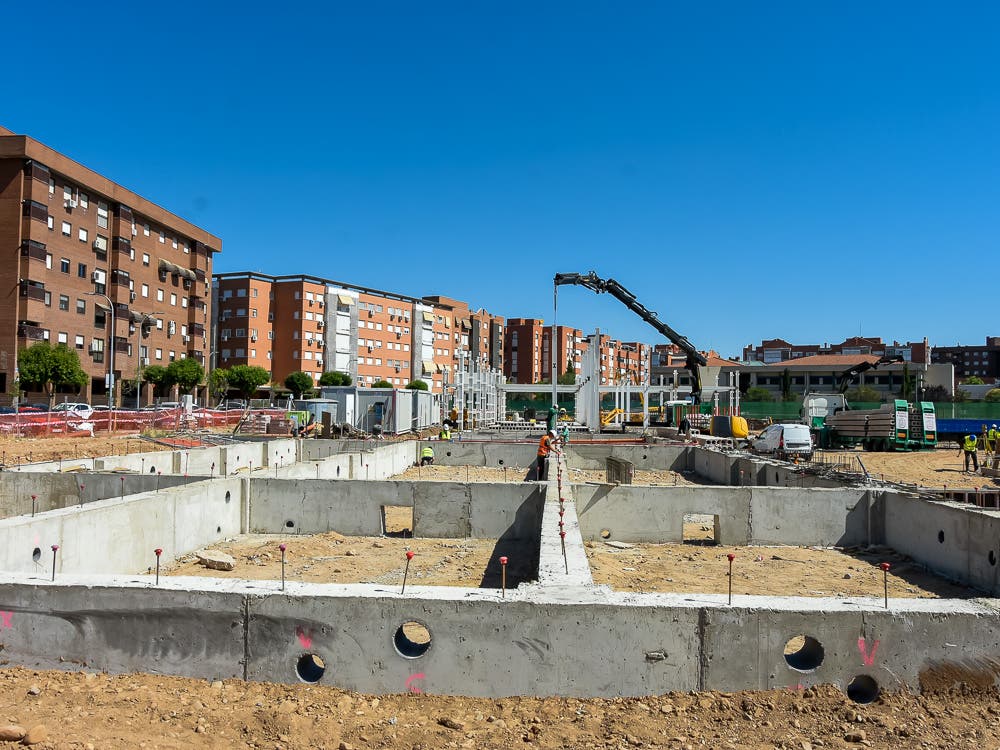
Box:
(588, 537, 974, 599)
(0, 434, 172, 467)
(164, 531, 536, 589)
(0, 666, 995, 749)
(840, 447, 999, 489)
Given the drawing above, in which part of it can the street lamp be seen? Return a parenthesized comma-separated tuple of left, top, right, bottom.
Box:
(133, 312, 162, 409)
(86, 291, 115, 407)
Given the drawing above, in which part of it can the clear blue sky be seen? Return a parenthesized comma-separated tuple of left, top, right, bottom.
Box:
(6, 1, 998, 358)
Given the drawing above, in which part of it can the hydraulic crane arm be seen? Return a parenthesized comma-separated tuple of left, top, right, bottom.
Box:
(836, 355, 904, 394)
(554, 272, 708, 403)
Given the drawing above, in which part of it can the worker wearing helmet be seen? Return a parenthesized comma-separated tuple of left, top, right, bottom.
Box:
(536, 429, 557, 481)
(988, 424, 999, 454)
(420, 445, 435, 466)
(960, 434, 979, 474)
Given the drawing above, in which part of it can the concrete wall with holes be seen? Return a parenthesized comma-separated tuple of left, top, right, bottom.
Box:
(425, 441, 538, 469)
(0, 473, 197, 519)
(565, 445, 690, 472)
(883, 493, 1000, 595)
(0, 575, 996, 697)
(247, 479, 543, 541)
(572, 485, 872, 547)
(694, 449, 847, 489)
(0, 478, 244, 576)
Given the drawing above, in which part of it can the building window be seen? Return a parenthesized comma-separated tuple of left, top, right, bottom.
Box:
(76, 299, 86, 314)
(60, 258, 70, 273)
(58, 295, 69, 311)
(57, 331, 68, 344)
(78, 263, 87, 279)
(78, 228, 88, 243)
(159, 230, 165, 244)
(97, 202, 109, 229)
(75, 335, 84, 349)
(157, 289, 164, 302)
(141, 283, 149, 298)
(142, 253, 150, 266)
(170, 293, 177, 306)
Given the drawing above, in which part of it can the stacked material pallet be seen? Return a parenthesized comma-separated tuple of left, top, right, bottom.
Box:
(825, 404, 896, 438)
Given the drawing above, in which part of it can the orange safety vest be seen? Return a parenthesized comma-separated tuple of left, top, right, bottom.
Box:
(538, 435, 553, 457)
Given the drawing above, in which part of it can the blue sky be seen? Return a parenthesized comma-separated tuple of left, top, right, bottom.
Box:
(6, 2, 998, 358)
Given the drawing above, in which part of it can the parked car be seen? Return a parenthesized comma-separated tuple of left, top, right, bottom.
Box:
(752, 423, 813, 461)
(52, 402, 95, 420)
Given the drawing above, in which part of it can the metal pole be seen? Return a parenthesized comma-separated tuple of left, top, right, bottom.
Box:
(87, 292, 115, 408)
(552, 282, 558, 408)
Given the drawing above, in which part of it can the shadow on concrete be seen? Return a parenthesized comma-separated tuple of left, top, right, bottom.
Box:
(478, 489, 544, 590)
(840, 546, 984, 599)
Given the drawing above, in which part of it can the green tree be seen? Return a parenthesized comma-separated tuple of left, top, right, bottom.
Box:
(743, 387, 774, 402)
(780, 368, 793, 401)
(952, 388, 970, 403)
(371, 380, 393, 388)
(557, 363, 577, 386)
(142, 365, 169, 397)
(405, 379, 429, 390)
(208, 368, 230, 402)
(284, 370, 315, 398)
(846, 385, 883, 403)
(318, 371, 352, 387)
(984, 389, 1000, 403)
(165, 358, 204, 394)
(922, 385, 949, 402)
(227, 365, 271, 399)
(964, 375, 985, 385)
(17, 342, 88, 407)
(899, 363, 914, 400)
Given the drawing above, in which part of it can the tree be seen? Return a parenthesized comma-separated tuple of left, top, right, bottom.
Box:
(319, 371, 352, 387)
(142, 365, 169, 396)
(284, 371, 315, 398)
(964, 376, 985, 385)
(922, 385, 949, 402)
(952, 388, 970, 403)
(557, 363, 577, 386)
(165, 358, 204, 394)
(371, 380, 393, 388)
(780, 368, 793, 401)
(208, 368, 230, 402)
(17, 342, 88, 407)
(899, 363, 914, 400)
(743, 387, 774, 402)
(227, 365, 271, 399)
(405, 379, 429, 390)
(846, 385, 883, 403)
(984, 389, 1000, 403)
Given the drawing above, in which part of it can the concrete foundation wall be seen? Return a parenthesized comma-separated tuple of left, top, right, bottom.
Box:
(0, 479, 243, 576)
(565, 445, 689, 471)
(427, 441, 537, 470)
(573, 485, 871, 547)
(0, 473, 197, 519)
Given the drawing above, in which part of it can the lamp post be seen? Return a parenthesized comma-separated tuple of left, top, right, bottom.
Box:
(87, 291, 115, 407)
(134, 312, 162, 409)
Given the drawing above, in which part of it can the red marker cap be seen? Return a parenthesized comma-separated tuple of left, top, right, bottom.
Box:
(31, 495, 36, 500)
(727, 553, 735, 562)
(880, 562, 890, 571)
(500, 556, 508, 565)
(559, 509, 565, 517)
(406, 551, 415, 560)
(51, 545, 59, 551)
(279, 544, 286, 552)
(154, 548, 162, 556)
(559, 531, 566, 539)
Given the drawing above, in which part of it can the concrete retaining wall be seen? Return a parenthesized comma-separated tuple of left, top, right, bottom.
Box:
(565, 444, 689, 471)
(0, 473, 197, 519)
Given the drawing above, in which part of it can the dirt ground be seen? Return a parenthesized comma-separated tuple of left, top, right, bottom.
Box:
(164, 529, 536, 589)
(588, 535, 974, 599)
(0, 666, 996, 750)
(0, 433, 172, 467)
(841, 447, 999, 489)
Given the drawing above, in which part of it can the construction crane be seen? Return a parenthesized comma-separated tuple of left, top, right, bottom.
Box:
(553, 272, 708, 403)
(836, 355, 904, 394)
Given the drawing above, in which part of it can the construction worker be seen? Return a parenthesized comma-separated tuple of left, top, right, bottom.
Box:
(960, 433, 979, 474)
(536, 429, 557, 481)
(988, 424, 999, 454)
(439, 422, 452, 441)
(420, 445, 434, 466)
(559, 422, 570, 447)
(545, 405, 560, 432)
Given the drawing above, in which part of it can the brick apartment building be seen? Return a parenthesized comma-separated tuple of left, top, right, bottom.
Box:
(741, 336, 930, 365)
(0, 125, 219, 405)
(930, 337, 1000, 382)
(212, 274, 504, 395)
(503, 319, 649, 386)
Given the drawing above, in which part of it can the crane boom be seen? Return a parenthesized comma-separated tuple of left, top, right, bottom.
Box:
(554, 272, 707, 403)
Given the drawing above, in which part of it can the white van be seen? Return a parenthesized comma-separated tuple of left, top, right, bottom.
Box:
(752, 423, 813, 461)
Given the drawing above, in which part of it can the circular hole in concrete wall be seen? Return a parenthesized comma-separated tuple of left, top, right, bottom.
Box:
(394, 621, 431, 658)
(149, 466, 156, 474)
(295, 653, 325, 683)
(285, 520, 295, 529)
(642, 454, 647, 460)
(990, 550, 997, 567)
(225, 491, 231, 504)
(600, 529, 611, 539)
(938, 530, 945, 544)
(498, 459, 504, 466)
(336, 466, 341, 477)
(783, 635, 824, 672)
(216, 526, 221, 533)
(846, 674, 880, 704)
(32, 547, 41, 563)
(446, 451, 452, 457)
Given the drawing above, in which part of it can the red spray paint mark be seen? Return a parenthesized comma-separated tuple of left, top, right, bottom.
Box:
(857, 637, 880, 666)
(295, 626, 313, 649)
(0, 611, 11, 628)
(405, 672, 425, 693)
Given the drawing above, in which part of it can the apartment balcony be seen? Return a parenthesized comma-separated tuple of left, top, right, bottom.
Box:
(19, 240, 47, 263)
(17, 322, 45, 341)
(19, 281, 46, 303)
(189, 323, 205, 337)
(189, 350, 205, 364)
(113, 337, 131, 354)
(113, 236, 131, 255)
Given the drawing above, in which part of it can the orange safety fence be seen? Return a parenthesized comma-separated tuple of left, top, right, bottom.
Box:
(0, 408, 288, 439)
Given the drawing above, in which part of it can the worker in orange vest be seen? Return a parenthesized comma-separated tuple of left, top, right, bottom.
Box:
(536, 429, 557, 481)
